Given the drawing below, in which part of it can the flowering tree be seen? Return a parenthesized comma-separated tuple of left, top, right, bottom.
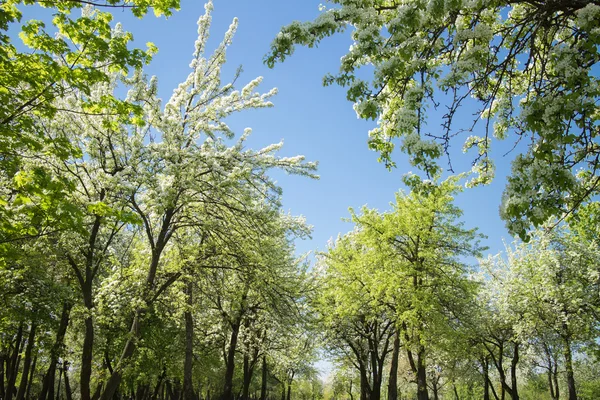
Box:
(1, 2, 316, 399)
(266, 0, 600, 239)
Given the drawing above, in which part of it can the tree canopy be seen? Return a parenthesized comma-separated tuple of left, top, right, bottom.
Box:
(266, 0, 600, 238)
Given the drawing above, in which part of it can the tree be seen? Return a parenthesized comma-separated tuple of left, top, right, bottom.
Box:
(498, 226, 600, 400)
(317, 175, 485, 400)
(0, 0, 180, 244)
(266, 0, 600, 238)
(1, 2, 318, 399)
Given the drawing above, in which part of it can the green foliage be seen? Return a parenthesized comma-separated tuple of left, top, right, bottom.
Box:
(267, 0, 600, 238)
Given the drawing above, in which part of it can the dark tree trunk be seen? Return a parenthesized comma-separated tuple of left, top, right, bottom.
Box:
(359, 367, 369, 400)
(482, 357, 490, 400)
(91, 382, 103, 400)
(40, 302, 71, 400)
(136, 384, 149, 400)
(153, 369, 166, 400)
(431, 380, 439, 400)
(416, 347, 429, 400)
(26, 355, 37, 400)
(543, 343, 559, 400)
(562, 329, 577, 400)
(100, 234, 175, 400)
(64, 362, 73, 400)
(509, 342, 519, 400)
(286, 370, 295, 400)
(1, 352, 6, 400)
(81, 286, 94, 400)
(220, 322, 241, 400)
(552, 362, 560, 400)
(280, 383, 285, 400)
(16, 322, 37, 400)
(183, 281, 194, 400)
(242, 353, 253, 400)
(56, 365, 63, 400)
(259, 356, 267, 400)
(7, 323, 24, 400)
(387, 332, 400, 400)
(100, 313, 141, 400)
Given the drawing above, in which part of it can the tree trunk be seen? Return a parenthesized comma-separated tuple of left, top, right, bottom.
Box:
(431, 379, 439, 400)
(100, 240, 175, 400)
(1, 352, 6, 400)
(56, 365, 63, 400)
(359, 367, 370, 400)
(242, 353, 253, 400)
(259, 356, 267, 400)
(81, 286, 94, 400)
(91, 382, 103, 400)
(453, 384, 459, 400)
(183, 281, 194, 400)
(7, 323, 24, 400)
(482, 357, 490, 400)
(387, 332, 400, 400)
(64, 362, 73, 400)
(416, 347, 429, 400)
(16, 322, 37, 400)
(562, 329, 577, 400)
(40, 302, 71, 400)
(509, 342, 519, 400)
(552, 362, 560, 400)
(26, 355, 37, 400)
(153, 369, 166, 400)
(99, 312, 141, 400)
(220, 322, 241, 400)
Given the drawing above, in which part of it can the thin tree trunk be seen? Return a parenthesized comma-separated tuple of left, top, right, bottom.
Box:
(100, 237, 175, 400)
(1, 352, 6, 400)
(431, 379, 439, 400)
(416, 347, 429, 400)
(482, 357, 490, 400)
(153, 369, 166, 400)
(16, 322, 37, 400)
(100, 313, 141, 400)
(64, 362, 73, 400)
(26, 355, 38, 400)
(81, 286, 94, 400)
(56, 365, 63, 400)
(91, 382, 103, 400)
(242, 353, 253, 400)
(387, 331, 400, 400)
(7, 323, 24, 400)
(259, 356, 267, 400)
(562, 330, 577, 400)
(509, 342, 519, 400)
(220, 322, 241, 400)
(183, 281, 194, 400)
(453, 384, 459, 400)
(40, 302, 71, 400)
(553, 362, 560, 400)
